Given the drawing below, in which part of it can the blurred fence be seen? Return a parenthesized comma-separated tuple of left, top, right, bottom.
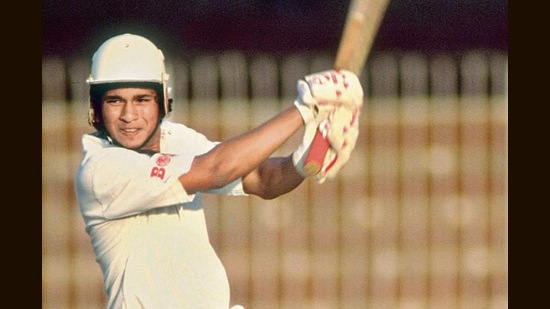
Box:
(42, 50, 508, 309)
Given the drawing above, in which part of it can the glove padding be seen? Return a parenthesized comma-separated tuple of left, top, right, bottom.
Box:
(294, 69, 363, 123)
(315, 106, 361, 184)
(293, 69, 363, 180)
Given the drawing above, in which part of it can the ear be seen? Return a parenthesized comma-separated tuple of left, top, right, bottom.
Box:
(88, 105, 95, 126)
(88, 100, 102, 128)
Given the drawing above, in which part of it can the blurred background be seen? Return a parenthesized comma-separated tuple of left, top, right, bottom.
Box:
(42, 0, 508, 308)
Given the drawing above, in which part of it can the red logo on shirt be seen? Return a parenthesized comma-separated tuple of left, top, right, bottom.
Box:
(150, 167, 166, 180)
(156, 154, 172, 167)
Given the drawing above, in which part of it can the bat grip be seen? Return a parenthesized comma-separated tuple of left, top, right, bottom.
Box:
(303, 128, 331, 175)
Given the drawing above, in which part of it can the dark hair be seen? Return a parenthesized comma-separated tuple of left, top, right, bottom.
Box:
(89, 82, 166, 131)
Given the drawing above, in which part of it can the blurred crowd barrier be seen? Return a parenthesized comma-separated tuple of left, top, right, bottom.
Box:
(43, 50, 507, 309)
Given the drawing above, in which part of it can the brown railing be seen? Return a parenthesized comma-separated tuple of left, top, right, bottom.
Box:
(42, 50, 507, 309)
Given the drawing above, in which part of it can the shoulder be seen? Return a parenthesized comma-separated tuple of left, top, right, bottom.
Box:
(160, 120, 216, 154)
(161, 120, 203, 137)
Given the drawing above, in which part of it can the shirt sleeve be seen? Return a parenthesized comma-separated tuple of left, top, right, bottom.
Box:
(205, 178, 248, 196)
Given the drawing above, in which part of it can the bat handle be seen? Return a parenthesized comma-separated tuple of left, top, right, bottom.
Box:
(303, 128, 331, 175)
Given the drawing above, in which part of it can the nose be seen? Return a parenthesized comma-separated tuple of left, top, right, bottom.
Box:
(120, 102, 138, 122)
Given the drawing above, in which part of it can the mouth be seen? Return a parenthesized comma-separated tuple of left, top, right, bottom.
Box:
(120, 128, 140, 135)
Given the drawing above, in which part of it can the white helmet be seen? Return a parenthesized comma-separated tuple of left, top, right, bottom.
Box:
(87, 33, 172, 128)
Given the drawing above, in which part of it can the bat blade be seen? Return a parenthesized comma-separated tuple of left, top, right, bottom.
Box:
(335, 0, 390, 74)
(303, 0, 390, 177)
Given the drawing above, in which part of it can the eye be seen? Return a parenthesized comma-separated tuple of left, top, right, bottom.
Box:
(136, 96, 156, 104)
(104, 98, 122, 104)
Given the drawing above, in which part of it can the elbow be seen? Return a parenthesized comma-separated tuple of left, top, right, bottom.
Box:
(248, 181, 284, 200)
(210, 168, 238, 190)
(209, 159, 249, 190)
(185, 149, 249, 192)
(243, 180, 281, 200)
(257, 190, 281, 200)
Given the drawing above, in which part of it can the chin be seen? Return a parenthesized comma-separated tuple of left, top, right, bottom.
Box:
(111, 138, 144, 150)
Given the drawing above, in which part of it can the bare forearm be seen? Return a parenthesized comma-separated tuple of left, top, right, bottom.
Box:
(224, 106, 300, 164)
(180, 106, 303, 193)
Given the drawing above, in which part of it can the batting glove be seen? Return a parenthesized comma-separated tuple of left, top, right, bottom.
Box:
(315, 104, 361, 183)
(293, 69, 363, 178)
(293, 69, 363, 123)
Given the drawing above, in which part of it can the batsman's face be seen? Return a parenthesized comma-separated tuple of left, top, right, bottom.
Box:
(101, 87, 161, 152)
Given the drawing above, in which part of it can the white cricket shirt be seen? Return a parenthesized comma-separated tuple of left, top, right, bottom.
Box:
(75, 120, 247, 309)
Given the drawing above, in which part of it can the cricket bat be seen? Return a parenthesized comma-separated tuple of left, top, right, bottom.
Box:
(302, 0, 390, 176)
